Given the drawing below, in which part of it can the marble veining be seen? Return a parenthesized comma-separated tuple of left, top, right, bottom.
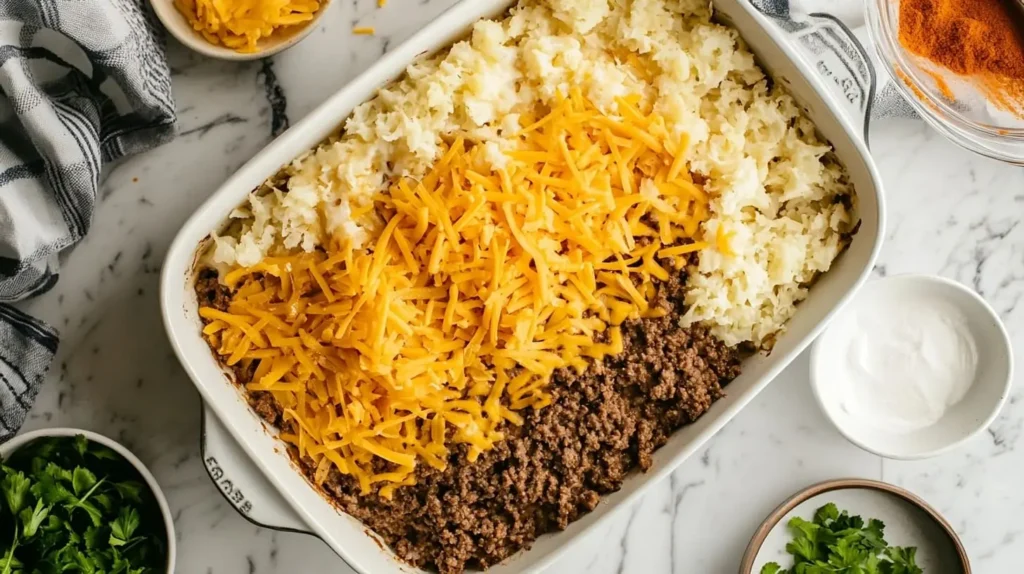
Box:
(257, 60, 290, 138)
(11, 0, 1024, 572)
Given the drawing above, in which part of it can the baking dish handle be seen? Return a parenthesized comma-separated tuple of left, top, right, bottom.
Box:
(200, 404, 315, 534)
(749, 1, 876, 145)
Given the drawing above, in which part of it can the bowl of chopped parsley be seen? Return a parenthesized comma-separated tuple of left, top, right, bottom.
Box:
(741, 478, 969, 574)
(0, 429, 174, 573)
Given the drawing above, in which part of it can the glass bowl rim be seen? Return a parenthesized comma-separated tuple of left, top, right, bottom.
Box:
(864, 0, 1024, 154)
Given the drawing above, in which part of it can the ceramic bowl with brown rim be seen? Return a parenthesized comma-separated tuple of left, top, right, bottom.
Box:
(741, 479, 969, 573)
(0, 428, 176, 572)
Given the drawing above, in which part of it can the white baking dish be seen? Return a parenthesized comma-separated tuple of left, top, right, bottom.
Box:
(160, 1, 886, 571)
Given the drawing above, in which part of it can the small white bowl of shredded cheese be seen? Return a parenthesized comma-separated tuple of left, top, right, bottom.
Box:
(811, 274, 1013, 459)
(150, 0, 329, 61)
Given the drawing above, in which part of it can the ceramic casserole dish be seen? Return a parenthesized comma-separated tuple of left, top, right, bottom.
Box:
(160, 0, 886, 571)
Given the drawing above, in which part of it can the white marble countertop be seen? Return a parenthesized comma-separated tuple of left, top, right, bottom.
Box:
(14, 1, 1024, 572)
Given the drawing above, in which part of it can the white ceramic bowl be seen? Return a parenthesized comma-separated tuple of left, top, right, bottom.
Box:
(811, 275, 1013, 459)
(149, 0, 328, 61)
(0, 428, 177, 573)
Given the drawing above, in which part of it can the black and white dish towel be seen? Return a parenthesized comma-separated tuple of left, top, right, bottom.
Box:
(0, 0, 175, 441)
(0, 0, 912, 442)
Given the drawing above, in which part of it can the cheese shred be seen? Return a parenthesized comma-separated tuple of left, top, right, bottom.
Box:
(201, 89, 710, 496)
(174, 0, 320, 53)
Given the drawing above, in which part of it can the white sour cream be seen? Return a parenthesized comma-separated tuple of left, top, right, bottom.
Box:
(832, 295, 978, 433)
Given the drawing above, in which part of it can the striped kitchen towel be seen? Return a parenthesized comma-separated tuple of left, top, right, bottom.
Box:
(0, 0, 175, 441)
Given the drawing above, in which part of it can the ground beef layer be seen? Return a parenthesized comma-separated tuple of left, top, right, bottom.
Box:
(196, 268, 741, 573)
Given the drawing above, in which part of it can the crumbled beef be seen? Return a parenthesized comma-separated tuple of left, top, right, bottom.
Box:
(195, 268, 232, 312)
(194, 266, 742, 573)
(249, 392, 281, 426)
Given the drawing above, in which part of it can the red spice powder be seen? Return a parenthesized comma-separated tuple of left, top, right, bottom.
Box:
(923, 68, 955, 100)
(896, 68, 929, 103)
(899, 0, 1024, 115)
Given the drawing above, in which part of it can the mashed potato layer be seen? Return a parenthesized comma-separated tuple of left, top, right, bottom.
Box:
(208, 0, 856, 347)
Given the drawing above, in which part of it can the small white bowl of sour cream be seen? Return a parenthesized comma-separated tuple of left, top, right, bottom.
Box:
(811, 274, 1013, 460)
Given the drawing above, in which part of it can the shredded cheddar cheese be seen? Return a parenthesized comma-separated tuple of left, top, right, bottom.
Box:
(175, 0, 320, 53)
(200, 89, 710, 497)
(352, 26, 376, 35)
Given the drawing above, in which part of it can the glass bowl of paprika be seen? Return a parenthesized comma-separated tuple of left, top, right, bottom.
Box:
(866, 0, 1024, 164)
